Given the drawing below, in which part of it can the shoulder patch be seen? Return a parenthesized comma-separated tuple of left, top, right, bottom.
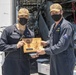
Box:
(63, 34, 68, 39)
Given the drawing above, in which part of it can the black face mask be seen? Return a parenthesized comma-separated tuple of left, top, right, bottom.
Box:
(51, 14, 62, 21)
(19, 18, 27, 25)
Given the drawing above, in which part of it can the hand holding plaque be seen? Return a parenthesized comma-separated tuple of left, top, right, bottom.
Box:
(23, 38, 43, 53)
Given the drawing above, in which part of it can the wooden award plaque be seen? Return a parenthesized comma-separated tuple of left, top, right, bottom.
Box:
(23, 38, 43, 53)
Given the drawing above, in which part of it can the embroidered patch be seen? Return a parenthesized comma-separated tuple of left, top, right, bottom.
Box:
(56, 28, 60, 32)
(63, 34, 68, 39)
(12, 32, 18, 35)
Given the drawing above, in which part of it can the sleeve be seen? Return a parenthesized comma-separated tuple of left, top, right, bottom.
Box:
(0, 29, 17, 52)
(45, 25, 73, 55)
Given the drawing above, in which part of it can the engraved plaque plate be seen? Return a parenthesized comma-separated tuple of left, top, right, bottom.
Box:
(23, 38, 43, 53)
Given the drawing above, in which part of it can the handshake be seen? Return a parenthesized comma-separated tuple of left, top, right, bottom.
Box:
(30, 41, 48, 58)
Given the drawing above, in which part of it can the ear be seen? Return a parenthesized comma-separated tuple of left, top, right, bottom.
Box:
(17, 16, 20, 21)
(17, 17, 19, 21)
(61, 10, 63, 15)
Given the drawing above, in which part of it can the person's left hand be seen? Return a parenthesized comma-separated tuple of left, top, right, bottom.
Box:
(37, 48, 46, 55)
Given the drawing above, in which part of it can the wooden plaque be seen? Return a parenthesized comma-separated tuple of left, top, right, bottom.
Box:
(23, 38, 43, 53)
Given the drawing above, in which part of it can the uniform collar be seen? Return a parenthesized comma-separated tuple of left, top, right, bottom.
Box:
(14, 24, 22, 35)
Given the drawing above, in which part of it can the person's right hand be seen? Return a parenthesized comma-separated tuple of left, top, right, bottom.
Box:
(17, 40, 25, 49)
(41, 41, 48, 47)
